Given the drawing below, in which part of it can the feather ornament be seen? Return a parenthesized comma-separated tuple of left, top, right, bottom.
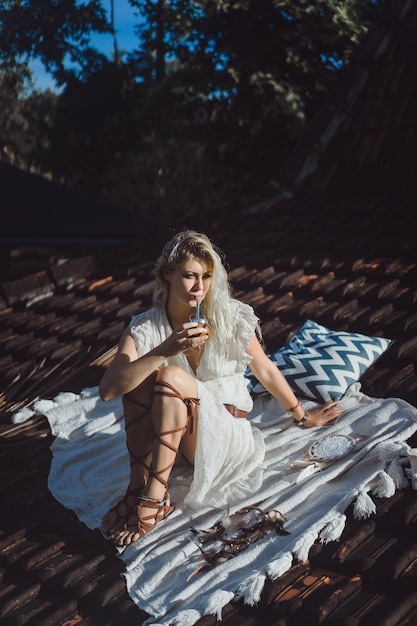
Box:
(296, 463, 321, 483)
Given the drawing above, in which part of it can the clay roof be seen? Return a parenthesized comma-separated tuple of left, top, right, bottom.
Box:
(1, 0, 417, 624)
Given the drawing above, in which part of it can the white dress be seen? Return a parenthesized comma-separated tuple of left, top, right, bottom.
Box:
(129, 301, 266, 509)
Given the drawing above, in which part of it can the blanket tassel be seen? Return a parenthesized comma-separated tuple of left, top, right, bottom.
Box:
(353, 490, 375, 520)
(205, 590, 234, 621)
(167, 609, 202, 626)
(405, 445, 417, 488)
(266, 552, 293, 580)
(319, 514, 346, 544)
(372, 470, 396, 499)
(387, 458, 409, 489)
(236, 573, 266, 607)
(293, 530, 318, 563)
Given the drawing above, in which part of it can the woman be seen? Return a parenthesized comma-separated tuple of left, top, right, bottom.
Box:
(100, 231, 343, 546)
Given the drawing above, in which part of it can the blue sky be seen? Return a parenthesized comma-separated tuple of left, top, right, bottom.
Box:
(32, 0, 138, 91)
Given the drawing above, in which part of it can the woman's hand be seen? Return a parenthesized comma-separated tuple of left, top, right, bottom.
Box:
(246, 335, 344, 429)
(301, 401, 344, 428)
(162, 322, 209, 357)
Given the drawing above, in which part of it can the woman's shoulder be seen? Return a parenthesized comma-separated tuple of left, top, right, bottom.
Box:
(231, 298, 258, 322)
(226, 299, 259, 345)
(128, 307, 166, 351)
(129, 306, 163, 329)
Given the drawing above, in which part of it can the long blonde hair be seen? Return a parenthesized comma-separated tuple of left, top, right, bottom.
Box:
(153, 230, 235, 352)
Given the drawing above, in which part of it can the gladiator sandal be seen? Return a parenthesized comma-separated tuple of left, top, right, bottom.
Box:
(123, 395, 153, 484)
(101, 397, 152, 537)
(114, 380, 199, 544)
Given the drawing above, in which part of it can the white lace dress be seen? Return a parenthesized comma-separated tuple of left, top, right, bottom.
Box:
(129, 301, 266, 509)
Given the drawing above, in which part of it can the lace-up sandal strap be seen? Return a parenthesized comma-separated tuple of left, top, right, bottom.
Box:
(153, 380, 200, 434)
(148, 380, 198, 492)
(149, 424, 189, 493)
(126, 441, 152, 473)
(123, 497, 174, 539)
(122, 397, 152, 472)
(124, 394, 151, 411)
(101, 485, 143, 538)
(138, 493, 173, 524)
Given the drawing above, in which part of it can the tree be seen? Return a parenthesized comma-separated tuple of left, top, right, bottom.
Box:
(130, 0, 381, 126)
(0, 0, 383, 222)
(0, 56, 58, 172)
(0, 0, 110, 86)
(0, 1, 126, 180)
(0, 57, 31, 165)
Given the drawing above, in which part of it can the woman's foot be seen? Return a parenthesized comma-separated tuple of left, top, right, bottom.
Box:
(101, 486, 143, 537)
(112, 494, 174, 546)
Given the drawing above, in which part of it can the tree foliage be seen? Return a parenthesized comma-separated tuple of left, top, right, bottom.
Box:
(0, 0, 383, 221)
(0, 56, 58, 171)
(0, 0, 110, 85)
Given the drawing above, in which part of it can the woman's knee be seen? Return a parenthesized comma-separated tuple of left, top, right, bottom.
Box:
(154, 366, 199, 439)
(156, 365, 197, 397)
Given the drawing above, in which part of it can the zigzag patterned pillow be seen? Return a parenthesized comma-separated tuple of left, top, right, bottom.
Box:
(246, 319, 392, 403)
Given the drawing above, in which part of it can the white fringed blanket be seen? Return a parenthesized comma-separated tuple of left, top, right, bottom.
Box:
(13, 384, 417, 625)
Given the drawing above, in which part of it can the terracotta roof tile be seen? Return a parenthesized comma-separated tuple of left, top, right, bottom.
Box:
(2, 272, 55, 307)
(50, 255, 100, 289)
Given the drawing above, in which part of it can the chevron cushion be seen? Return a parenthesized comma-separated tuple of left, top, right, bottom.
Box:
(246, 319, 392, 403)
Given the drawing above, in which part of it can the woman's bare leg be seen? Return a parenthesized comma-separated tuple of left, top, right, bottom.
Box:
(113, 366, 198, 545)
(101, 373, 156, 535)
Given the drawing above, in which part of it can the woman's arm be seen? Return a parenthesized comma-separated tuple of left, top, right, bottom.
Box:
(99, 320, 209, 401)
(99, 328, 169, 401)
(246, 334, 343, 427)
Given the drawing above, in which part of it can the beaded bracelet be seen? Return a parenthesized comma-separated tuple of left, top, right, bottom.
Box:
(293, 412, 309, 428)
